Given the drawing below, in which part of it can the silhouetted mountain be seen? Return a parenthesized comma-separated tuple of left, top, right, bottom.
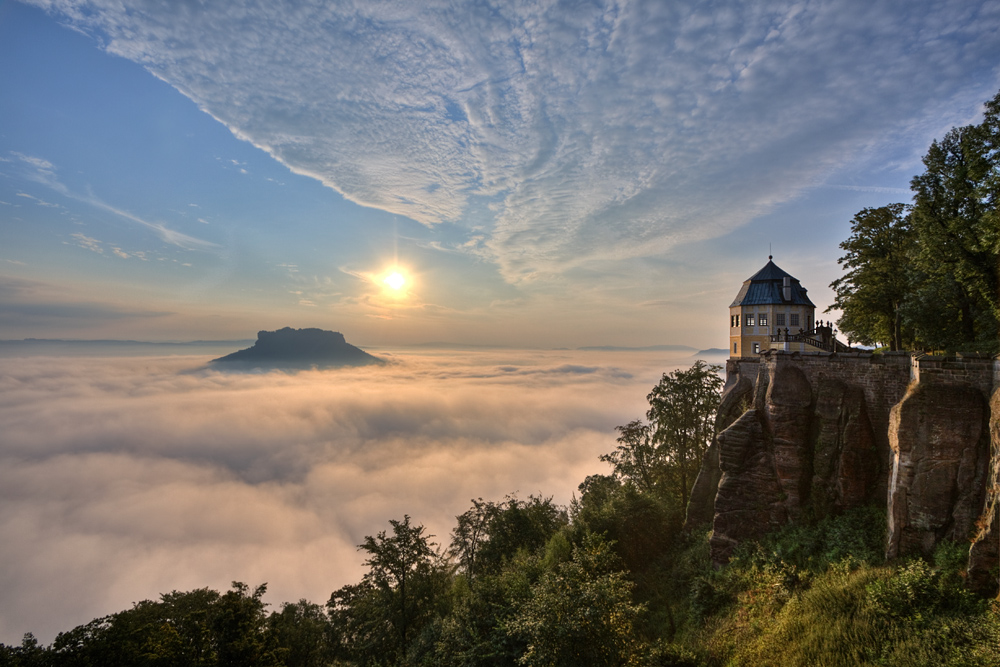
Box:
(211, 327, 383, 369)
(695, 348, 728, 356)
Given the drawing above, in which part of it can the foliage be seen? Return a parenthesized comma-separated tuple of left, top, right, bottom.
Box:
(603, 361, 723, 514)
(451, 495, 567, 584)
(433, 552, 544, 667)
(828, 203, 915, 350)
(508, 533, 644, 667)
(328, 515, 449, 666)
(830, 88, 1000, 354)
(571, 476, 681, 576)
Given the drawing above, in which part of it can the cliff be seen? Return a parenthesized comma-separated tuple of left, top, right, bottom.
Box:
(687, 351, 1000, 596)
(212, 327, 384, 369)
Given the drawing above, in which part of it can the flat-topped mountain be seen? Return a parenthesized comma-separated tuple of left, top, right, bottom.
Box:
(211, 327, 383, 369)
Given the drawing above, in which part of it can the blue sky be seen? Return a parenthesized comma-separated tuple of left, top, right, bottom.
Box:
(1, 0, 998, 347)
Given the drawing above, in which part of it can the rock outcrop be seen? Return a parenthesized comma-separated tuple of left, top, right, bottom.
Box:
(698, 351, 997, 581)
(968, 387, 1000, 597)
(212, 327, 383, 369)
(886, 382, 989, 559)
(685, 375, 753, 528)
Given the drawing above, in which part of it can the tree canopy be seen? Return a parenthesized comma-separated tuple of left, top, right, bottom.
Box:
(830, 89, 1000, 354)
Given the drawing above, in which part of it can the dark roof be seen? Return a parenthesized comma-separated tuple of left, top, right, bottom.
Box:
(730, 259, 815, 308)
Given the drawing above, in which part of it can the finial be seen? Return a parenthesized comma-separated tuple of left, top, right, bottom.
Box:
(768, 243, 772, 261)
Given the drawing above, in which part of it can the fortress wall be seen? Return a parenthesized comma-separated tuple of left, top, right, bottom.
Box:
(909, 354, 999, 395)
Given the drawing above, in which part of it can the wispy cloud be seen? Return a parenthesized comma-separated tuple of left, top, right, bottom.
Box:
(21, 1, 1000, 282)
(11, 152, 219, 252)
(71, 232, 103, 253)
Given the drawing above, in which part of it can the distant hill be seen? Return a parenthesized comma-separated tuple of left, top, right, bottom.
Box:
(211, 327, 383, 369)
(695, 348, 729, 356)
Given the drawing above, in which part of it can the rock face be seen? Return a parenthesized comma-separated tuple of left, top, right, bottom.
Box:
(968, 387, 1000, 597)
(809, 379, 878, 520)
(710, 409, 786, 564)
(886, 382, 989, 559)
(685, 375, 753, 528)
(698, 352, 1000, 593)
(212, 327, 383, 369)
(705, 356, 882, 566)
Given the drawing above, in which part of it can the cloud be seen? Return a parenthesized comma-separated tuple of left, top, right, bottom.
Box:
(21, 0, 1000, 281)
(71, 232, 104, 253)
(0, 347, 688, 644)
(11, 151, 218, 252)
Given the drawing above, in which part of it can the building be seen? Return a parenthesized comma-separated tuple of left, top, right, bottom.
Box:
(729, 257, 819, 358)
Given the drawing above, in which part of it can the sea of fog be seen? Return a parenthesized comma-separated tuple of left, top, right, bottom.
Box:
(0, 345, 724, 644)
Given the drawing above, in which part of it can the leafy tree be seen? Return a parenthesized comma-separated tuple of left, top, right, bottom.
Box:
(908, 117, 999, 353)
(605, 362, 722, 514)
(509, 532, 644, 667)
(571, 475, 679, 576)
(267, 600, 331, 667)
(827, 203, 915, 350)
(329, 515, 447, 666)
(451, 495, 567, 585)
(433, 552, 544, 667)
(211, 582, 282, 667)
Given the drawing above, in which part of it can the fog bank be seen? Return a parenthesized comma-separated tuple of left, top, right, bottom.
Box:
(0, 347, 704, 644)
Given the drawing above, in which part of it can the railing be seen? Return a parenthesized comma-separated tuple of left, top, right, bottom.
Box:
(768, 328, 851, 353)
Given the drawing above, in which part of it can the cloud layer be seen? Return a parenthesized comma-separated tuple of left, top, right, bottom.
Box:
(0, 347, 700, 644)
(23, 0, 1000, 280)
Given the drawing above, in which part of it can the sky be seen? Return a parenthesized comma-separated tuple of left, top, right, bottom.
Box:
(0, 346, 705, 644)
(2, 0, 998, 348)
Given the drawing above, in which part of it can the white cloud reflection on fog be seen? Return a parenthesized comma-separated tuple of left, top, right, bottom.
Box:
(0, 347, 709, 644)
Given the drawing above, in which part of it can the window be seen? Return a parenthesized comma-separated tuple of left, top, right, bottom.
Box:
(790, 313, 800, 327)
(776, 313, 786, 327)
(753, 342, 760, 354)
(745, 314, 755, 327)
(733, 342, 738, 353)
(731, 315, 739, 328)
(759, 313, 768, 326)
(807, 315, 813, 330)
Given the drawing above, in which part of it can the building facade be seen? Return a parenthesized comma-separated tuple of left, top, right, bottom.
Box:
(729, 258, 817, 358)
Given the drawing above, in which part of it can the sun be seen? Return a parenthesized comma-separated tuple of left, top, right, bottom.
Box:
(384, 271, 407, 291)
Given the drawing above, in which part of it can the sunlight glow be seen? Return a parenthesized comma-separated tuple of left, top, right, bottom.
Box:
(384, 271, 406, 291)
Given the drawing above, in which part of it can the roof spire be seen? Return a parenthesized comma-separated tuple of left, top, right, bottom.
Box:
(769, 243, 772, 261)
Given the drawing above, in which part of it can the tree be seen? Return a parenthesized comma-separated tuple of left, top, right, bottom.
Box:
(827, 204, 915, 350)
(604, 362, 722, 514)
(451, 495, 567, 585)
(266, 600, 331, 667)
(509, 532, 644, 667)
(329, 515, 446, 666)
(908, 118, 999, 353)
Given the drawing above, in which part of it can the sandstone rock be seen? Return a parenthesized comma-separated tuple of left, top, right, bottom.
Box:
(810, 378, 879, 520)
(685, 375, 754, 528)
(710, 409, 786, 566)
(886, 382, 989, 559)
(968, 386, 1000, 597)
(763, 362, 813, 522)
